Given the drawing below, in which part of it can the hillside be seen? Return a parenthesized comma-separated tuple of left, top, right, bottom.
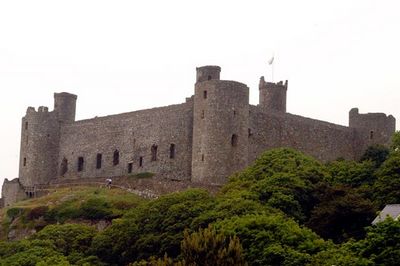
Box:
(0, 186, 145, 241)
(0, 140, 400, 265)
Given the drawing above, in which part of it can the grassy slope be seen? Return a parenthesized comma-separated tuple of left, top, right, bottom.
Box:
(0, 186, 146, 240)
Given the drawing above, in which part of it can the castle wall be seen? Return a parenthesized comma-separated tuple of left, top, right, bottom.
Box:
(19, 107, 60, 186)
(58, 101, 193, 180)
(249, 106, 356, 162)
(1, 178, 25, 207)
(349, 108, 396, 157)
(192, 80, 249, 185)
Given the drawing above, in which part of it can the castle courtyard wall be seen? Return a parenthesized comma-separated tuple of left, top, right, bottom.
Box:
(249, 105, 356, 163)
(59, 100, 193, 181)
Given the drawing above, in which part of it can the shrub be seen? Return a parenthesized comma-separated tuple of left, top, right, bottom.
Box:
(27, 206, 49, 220)
(6, 207, 24, 221)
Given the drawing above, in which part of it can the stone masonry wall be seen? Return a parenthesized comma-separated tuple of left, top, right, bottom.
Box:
(58, 100, 193, 181)
(1, 178, 25, 207)
(249, 105, 356, 163)
(192, 80, 249, 185)
(19, 107, 60, 186)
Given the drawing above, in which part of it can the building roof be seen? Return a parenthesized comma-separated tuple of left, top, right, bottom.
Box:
(372, 204, 400, 225)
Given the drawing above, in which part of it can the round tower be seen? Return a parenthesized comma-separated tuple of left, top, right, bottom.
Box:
(19, 106, 60, 187)
(54, 92, 77, 123)
(196, 66, 221, 83)
(259, 76, 288, 112)
(192, 66, 249, 185)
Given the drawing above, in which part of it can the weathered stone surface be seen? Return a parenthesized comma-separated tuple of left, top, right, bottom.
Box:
(1, 65, 396, 206)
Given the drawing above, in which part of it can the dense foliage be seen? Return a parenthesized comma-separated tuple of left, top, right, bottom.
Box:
(1, 132, 400, 265)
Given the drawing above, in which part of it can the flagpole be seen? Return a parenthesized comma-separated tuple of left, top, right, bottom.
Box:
(272, 62, 274, 82)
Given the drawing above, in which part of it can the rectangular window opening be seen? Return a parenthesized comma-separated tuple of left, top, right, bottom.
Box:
(170, 144, 176, 159)
(139, 156, 143, 167)
(23, 157, 26, 166)
(96, 153, 102, 169)
(78, 157, 84, 172)
(151, 145, 158, 161)
(128, 162, 133, 173)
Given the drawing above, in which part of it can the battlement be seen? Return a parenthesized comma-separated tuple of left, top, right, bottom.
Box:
(259, 76, 288, 112)
(196, 65, 221, 83)
(349, 108, 396, 130)
(259, 77, 288, 90)
(1, 63, 396, 207)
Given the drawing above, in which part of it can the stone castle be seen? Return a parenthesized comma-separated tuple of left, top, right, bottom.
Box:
(1, 65, 396, 206)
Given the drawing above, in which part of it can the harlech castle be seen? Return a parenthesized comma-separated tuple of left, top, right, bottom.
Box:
(1, 65, 396, 206)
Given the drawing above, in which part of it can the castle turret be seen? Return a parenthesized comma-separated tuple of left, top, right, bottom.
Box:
(196, 66, 221, 83)
(259, 76, 288, 112)
(19, 106, 60, 187)
(54, 92, 77, 123)
(192, 66, 249, 185)
(349, 108, 396, 157)
(19, 92, 77, 188)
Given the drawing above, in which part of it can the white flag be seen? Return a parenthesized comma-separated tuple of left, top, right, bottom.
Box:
(268, 56, 274, 65)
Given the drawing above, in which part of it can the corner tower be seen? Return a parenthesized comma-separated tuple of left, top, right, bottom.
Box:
(192, 66, 249, 185)
(349, 108, 396, 157)
(259, 76, 288, 112)
(19, 92, 77, 187)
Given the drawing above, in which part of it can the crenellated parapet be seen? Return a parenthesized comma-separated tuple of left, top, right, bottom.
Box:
(349, 108, 396, 157)
(19, 93, 77, 188)
(259, 76, 288, 113)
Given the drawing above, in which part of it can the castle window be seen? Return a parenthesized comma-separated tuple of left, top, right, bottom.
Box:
(128, 162, 133, 173)
(248, 128, 253, 137)
(23, 157, 26, 166)
(201, 110, 205, 119)
(207, 75, 212, 80)
(113, 150, 120, 166)
(170, 144, 176, 159)
(151, 145, 158, 161)
(61, 158, 68, 175)
(233, 110, 236, 116)
(231, 134, 238, 147)
(139, 156, 143, 167)
(370, 130, 374, 140)
(201, 154, 205, 161)
(77, 157, 84, 172)
(25, 122, 28, 130)
(96, 153, 102, 169)
(203, 90, 207, 99)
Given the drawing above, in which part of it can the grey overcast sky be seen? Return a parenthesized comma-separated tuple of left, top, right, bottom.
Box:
(0, 0, 399, 186)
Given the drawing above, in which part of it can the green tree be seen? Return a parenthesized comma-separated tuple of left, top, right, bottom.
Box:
(214, 214, 326, 266)
(180, 225, 247, 266)
(306, 184, 376, 243)
(391, 131, 400, 152)
(360, 144, 390, 168)
(91, 189, 215, 265)
(373, 152, 400, 206)
(33, 224, 96, 256)
(354, 218, 400, 266)
(325, 159, 375, 187)
(221, 148, 328, 222)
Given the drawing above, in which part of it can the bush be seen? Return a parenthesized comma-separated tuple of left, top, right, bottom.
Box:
(79, 198, 113, 220)
(6, 207, 24, 221)
(26, 206, 49, 220)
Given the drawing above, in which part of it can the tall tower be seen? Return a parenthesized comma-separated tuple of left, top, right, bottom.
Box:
(54, 92, 77, 123)
(192, 66, 249, 185)
(259, 76, 288, 112)
(349, 108, 396, 158)
(19, 92, 77, 187)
